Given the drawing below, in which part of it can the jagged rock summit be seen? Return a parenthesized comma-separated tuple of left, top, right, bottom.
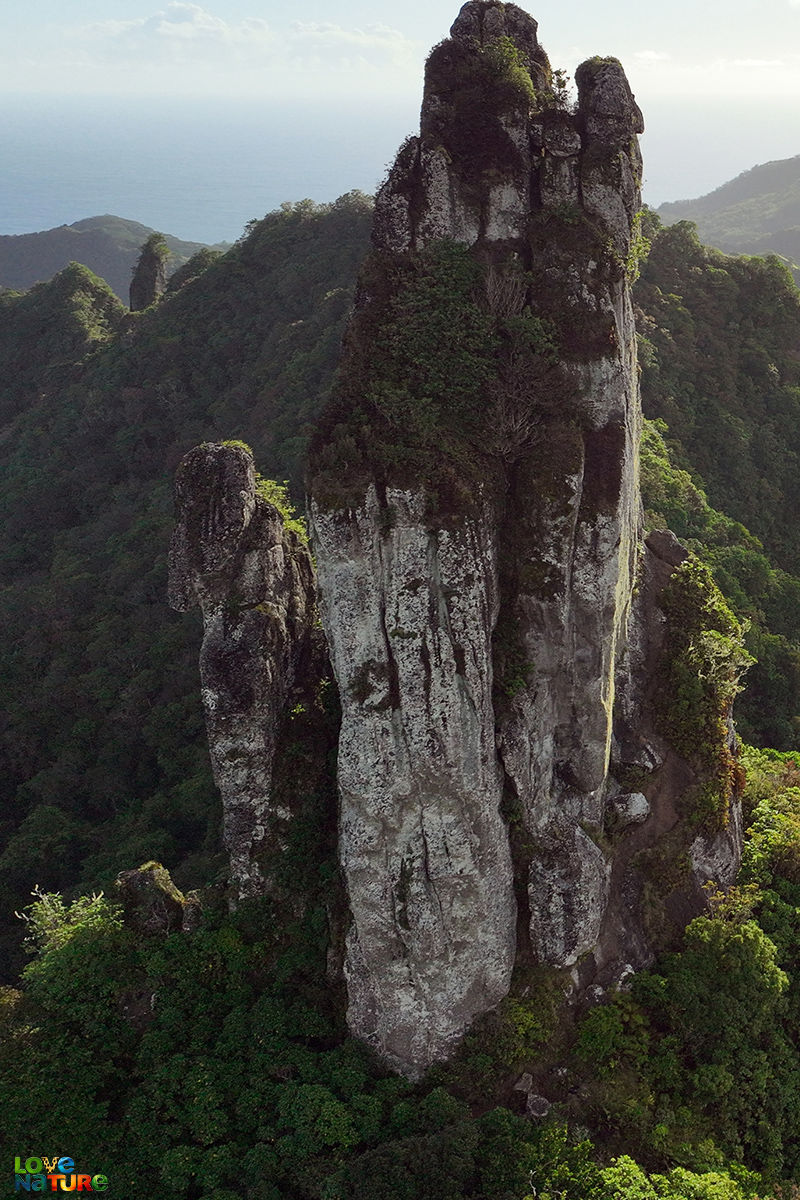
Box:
(307, 0, 655, 1074)
(172, 1, 746, 1080)
(373, 2, 642, 257)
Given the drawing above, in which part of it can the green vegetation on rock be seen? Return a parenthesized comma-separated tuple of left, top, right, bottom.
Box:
(422, 31, 547, 196)
(310, 240, 501, 511)
(657, 557, 752, 829)
(309, 238, 566, 517)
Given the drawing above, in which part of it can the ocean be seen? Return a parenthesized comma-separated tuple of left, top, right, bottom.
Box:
(2, 92, 799, 246)
(0, 93, 421, 245)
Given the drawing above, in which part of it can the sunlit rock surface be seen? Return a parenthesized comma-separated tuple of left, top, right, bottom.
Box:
(169, 442, 315, 895)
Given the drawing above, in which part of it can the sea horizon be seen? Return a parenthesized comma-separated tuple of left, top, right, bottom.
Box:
(2, 91, 799, 246)
(0, 92, 420, 245)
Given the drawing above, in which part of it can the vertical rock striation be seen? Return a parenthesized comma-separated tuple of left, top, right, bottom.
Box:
(311, 487, 515, 1073)
(169, 442, 315, 895)
(493, 53, 645, 970)
(308, 0, 742, 1074)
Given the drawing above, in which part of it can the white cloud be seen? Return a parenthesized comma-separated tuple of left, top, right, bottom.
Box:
(629, 51, 800, 99)
(154, 4, 230, 39)
(73, 4, 414, 80)
(634, 50, 671, 62)
(83, 4, 275, 55)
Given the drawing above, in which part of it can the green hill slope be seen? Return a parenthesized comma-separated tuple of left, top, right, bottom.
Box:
(636, 213, 800, 577)
(0, 193, 373, 977)
(0, 214, 227, 302)
(657, 155, 800, 280)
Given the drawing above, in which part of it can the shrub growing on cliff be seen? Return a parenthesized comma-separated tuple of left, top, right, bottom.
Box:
(310, 239, 501, 509)
(310, 238, 571, 514)
(657, 557, 753, 828)
(425, 32, 537, 124)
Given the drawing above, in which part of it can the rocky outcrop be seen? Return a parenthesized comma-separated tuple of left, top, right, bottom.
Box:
(168, 2, 746, 1079)
(310, 486, 515, 1074)
(116, 862, 201, 935)
(168, 442, 315, 895)
(596, 530, 748, 986)
(368, 19, 646, 971)
(306, 0, 742, 1075)
(130, 232, 169, 311)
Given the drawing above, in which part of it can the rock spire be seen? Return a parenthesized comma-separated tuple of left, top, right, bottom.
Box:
(169, 442, 315, 895)
(172, 1, 745, 1079)
(306, 0, 741, 1074)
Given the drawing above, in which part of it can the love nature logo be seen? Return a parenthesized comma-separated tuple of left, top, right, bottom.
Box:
(12, 1158, 108, 1193)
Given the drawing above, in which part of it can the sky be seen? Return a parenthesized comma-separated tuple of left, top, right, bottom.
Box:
(5, 0, 800, 101)
(3, 0, 800, 214)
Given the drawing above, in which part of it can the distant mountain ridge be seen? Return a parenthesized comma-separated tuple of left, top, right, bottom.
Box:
(657, 153, 800, 281)
(0, 214, 228, 303)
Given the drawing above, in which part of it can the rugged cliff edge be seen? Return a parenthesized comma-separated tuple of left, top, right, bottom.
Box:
(311, 488, 516, 1074)
(306, 0, 744, 1074)
(168, 442, 316, 895)
(171, 1, 748, 1079)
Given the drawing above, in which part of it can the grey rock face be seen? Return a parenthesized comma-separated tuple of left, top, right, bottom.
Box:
(612, 792, 651, 827)
(450, 0, 542, 56)
(310, 2, 657, 1069)
(691, 797, 744, 891)
(526, 1094, 553, 1120)
(646, 528, 689, 569)
(370, 20, 647, 977)
(528, 826, 612, 968)
(168, 442, 315, 895)
(375, 2, 551, 254)
(310, 487, 515, 1074)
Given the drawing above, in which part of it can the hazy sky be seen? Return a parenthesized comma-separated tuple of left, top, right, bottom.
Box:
(5, 0, 800, 98)
(3, 1, 800, 206)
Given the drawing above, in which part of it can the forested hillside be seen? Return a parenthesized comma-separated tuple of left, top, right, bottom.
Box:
(0, 194, 372, 977)
(4, 192, 800, 1196)
(657, 155, 800, 282)
(0, 214, 225, 302)
(637, 212, 800, 748)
